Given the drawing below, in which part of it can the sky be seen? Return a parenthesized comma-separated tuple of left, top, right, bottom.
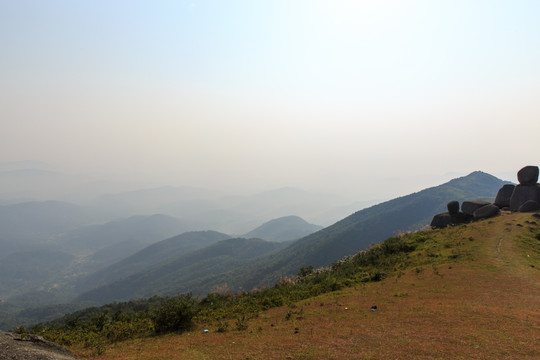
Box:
(1, 0, 539, 200)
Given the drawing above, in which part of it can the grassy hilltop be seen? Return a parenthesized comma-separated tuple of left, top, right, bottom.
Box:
(34, 211, 540, 359)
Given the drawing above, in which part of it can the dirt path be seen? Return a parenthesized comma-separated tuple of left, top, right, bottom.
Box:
(480, 212, 540, 282)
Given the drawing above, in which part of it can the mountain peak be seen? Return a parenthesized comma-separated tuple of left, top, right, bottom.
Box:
(242, 215, 323, 242)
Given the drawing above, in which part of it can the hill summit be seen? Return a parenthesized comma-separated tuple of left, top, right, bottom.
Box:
(241, 215, 323, 242)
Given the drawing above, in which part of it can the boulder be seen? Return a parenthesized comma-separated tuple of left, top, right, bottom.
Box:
(0, 331, 78, 360)
(431, 211, 471, 228)
(509, 184, 540, 211)
(451, 212, 473, 224)
(473, 204, 501, 220)
(518, 200, 540, 212)
(494, 184, 515, 208)
(431, 213, 453, 229)
(517, 166, 539, 185)
(447, 201, 459, 215)
(462, 201, 491, 216)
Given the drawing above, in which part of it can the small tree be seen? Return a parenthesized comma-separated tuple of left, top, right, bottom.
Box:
(150, 294, 198, 334)
(298, 265, 314, 277)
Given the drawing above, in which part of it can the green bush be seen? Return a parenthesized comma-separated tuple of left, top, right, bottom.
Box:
(150, 294, 198, 334)
(216, 319, 229, 333)
(103, 318, 154, 342)
(235, 314, 248, 331)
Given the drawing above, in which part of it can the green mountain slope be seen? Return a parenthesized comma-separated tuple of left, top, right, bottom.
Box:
(0, 214, 191, 308)
(74, 171, 507, 303)
(75, 238, 289, 304)
(0, 250, 74, 301)
(233, 171, 508, 289)
(60, 214, 188, 253)
(241, 215, 323, 242)
(75, 230, 231, 293)
(31, 212, 540, 360)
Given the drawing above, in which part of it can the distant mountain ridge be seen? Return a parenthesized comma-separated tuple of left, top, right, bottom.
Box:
(76, 237, 289, 303)
(58, 214, 190, 273)
(62, 214, 186, 248)
(230, 171, 509, 289)
(241, 215, 322, 242)
(74, 216, 320, 302)
(0, 201, 95, 250)
(0, 213, 192, 306)
(76, 230, 231, 293)
(74, 171, 508, 304)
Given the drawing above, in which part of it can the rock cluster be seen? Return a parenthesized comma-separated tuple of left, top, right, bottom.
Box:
(508, 166, 540, 212)
(431, 165, 540, 229)
(508, 165, 540, 212)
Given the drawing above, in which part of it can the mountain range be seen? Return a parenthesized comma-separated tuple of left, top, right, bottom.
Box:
(74, 171, 507, 305)
(0, 214, 323, 327)
(240, 215, 323, 242)
(0, 170, 510, 329)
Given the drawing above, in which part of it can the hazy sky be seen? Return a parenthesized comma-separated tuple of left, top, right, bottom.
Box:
(1, 0, 539, 199)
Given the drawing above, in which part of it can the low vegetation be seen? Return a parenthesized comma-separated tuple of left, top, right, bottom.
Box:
(20, 216, 503, 357)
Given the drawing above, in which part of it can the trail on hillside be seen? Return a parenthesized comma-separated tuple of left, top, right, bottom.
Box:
(480, 213, 540, 284)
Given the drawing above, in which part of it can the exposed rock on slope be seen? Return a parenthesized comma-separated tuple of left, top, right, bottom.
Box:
(510, 165, 540, 211)
(431, 165, 539, 228)
(0, 331, 78, 360)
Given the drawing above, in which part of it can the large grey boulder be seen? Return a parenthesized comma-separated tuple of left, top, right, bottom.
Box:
(452, 212, 473, 224)
(518, 200, 540, 212)
(447, 201, 459, 215)
(473, 204, 501, 220)
(509, 184, 540, 211)
(430, 211, 471, 229)
(462, 201, 491, 216)
(0, 331, 78, 360)
(494, 184, 515, 208)
(431, 213, 453, 229)
(517, 166, 539, 185)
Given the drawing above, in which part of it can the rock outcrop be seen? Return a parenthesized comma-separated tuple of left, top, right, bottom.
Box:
(462, 201, 491, 216)
(519, 200, 540, 212)
(0, 331, 78, 360)
(431, 165, 539, 229)
(473, 204, 500, 220)
(447, 200, 460, 215)
(509, 166, 540, 211)
(430, 213, 453, 229)
(494, 184, 515, 208)
(510, 185, 540, 211)
(430, 201, 472, 229)
(517, 166, 539, 186)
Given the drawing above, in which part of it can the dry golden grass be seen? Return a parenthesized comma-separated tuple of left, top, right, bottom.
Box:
(78, 212, 540, 360)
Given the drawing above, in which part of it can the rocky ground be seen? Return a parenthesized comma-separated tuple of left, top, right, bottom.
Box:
(0, 331, 78, 360)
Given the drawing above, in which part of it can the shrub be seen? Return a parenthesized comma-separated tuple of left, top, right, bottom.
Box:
(150, 294, 198, 334)
(216, 319, 229, 333)
(103, 318, 154, 342)
(235, 314, 248, 331)
(381, 236, 416, 255)
(298, 266, 314, 277)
